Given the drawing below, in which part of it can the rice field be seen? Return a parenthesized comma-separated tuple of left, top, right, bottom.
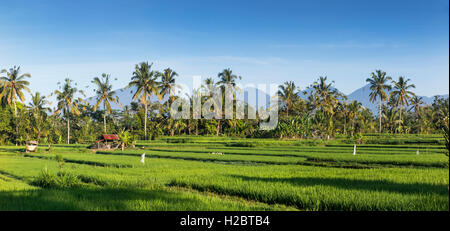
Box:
(0, 134, 448, 211)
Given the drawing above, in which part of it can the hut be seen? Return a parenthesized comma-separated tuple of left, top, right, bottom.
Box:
(26, 141, 38, 153)
(95, 134, 120, 149)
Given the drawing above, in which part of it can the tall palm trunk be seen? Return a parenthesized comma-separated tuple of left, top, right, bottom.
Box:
(103, 101, 107, 133)
(144, 92, 148, 140)
(398, 105, 403, 133)
(416, 109, 421, 133)
(188, 119, 191, 135)
(379, 96, 382, 133)
(343, 116, 347, 135)
(351, 120, 355, 136)
(216, 120, 221, 136)
(14, 100, 18, 146)
(195, 121, 199, 135)
(67, 111, 70, 144)
(14, 100, 17, 117)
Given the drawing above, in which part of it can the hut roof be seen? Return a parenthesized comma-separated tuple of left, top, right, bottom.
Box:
(100, 134, 120, 141)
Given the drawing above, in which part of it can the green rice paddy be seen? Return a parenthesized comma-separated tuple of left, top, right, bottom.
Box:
(0, 134, 448, 211)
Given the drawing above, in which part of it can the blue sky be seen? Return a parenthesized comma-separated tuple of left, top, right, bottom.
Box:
(0, 0, 448, 103)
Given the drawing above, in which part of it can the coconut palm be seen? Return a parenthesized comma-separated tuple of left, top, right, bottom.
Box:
(201, 78, 223, 135)
(390, 76, 416, 132)
(92, 73, 119, 133)
(0, 66, 31, 117)
(311, 76, 342, 137)
(127, 62, 161, 140)
(277, 81, 300, 117)
(53, 78, 85, 144)
(28, 92, 51, 141)
(157, 68, 180, 131)
(347, 100, 362, 136)
(217, 68, 241, 87)
(312, 76, 341, 114)
(409, 95, 423, 112)
(366, 70, 392, 133)
(157, 68, 179, 102)
(409, 95, 424, 132)
(217, 69, 242, 132)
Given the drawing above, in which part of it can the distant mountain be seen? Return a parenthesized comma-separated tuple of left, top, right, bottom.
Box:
(347, 84, 448, 113)
(86, 85, 272, 111)
(86, 86, 167, 110)
(87, 84, 447, 114)
(298, 84, 447, 114)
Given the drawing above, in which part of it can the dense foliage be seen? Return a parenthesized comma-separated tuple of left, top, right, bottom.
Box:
(0, 65, 448, 145)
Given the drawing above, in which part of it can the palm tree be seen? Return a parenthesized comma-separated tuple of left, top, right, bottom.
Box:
(127, 62, 161, 140)
(92, 73, 119, 133)
(217, 68, 241, 87)
(409, 95, 424, 132)
(0, 66, 31, 117)
(157, 68, 179, 103)
(53, 78, 85, 144)
(202, 77, 217, 96)
(366, 70, 392, 133)
(340, 101, 350, 135)
(311, 76, 342, 137)
(409, 95, 424, 113)
(217, 68, 242, 133)
(347, 100, 362, 136)
(201, 78, 222, 135)
(390, 76, 416, 132)
(157, 68, 180, 138)
(28, 92, 51, 141)
(277, 81, 300, 117)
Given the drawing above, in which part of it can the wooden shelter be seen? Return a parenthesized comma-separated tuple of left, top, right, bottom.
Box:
(26, 141, 38, 153)
(95, 134, 120, 149)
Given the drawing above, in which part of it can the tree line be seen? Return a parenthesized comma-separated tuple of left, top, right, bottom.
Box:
(0, 63, 448, 145)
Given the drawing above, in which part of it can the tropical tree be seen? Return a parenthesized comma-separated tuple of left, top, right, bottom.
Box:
(390, 76, 416, 132)
(366, 70, 392, 133)
(201, 78, 223, 135)
(408, 95, 424, 132)
(118, 129, 136, 151)
(217, 68, 242, 133)
(277, 81, 300, 117)
(157, 68, 180, 136)
(0, 66, 31, 117)
(311, 76, 343, 137)
(347, 100, 362, 136)
(409, 95, 424, 113)
(218, 68, 241, 86)
(157, 68, 179, 103)
(53, 78, 85, 144)
(127, 62, 161, 140)
(92, 73, 119, 133)
(28, 92, 51, 141)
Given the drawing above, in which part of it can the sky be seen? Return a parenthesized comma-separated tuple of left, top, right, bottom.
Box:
(0, 0, 448, 104)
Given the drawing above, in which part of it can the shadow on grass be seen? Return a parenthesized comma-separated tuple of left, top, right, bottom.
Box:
(228, 175, 448, 196)
(23, 154, 133, 168)
(96, 151, 376, 169)
(0, 187, 213, 211)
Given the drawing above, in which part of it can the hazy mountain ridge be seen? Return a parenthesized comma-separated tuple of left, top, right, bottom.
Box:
(347, 84, 448, 112)
(87, 84, 448, 113)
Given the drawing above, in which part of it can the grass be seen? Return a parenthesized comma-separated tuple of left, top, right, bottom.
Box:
(0, 134, 448, 211)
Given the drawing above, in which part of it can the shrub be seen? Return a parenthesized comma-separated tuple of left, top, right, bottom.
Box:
(56, 172, 81, 188)
(55, 154, 64, 170)
(32, 168, 81, 188)
(32, 167, 56, 188)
